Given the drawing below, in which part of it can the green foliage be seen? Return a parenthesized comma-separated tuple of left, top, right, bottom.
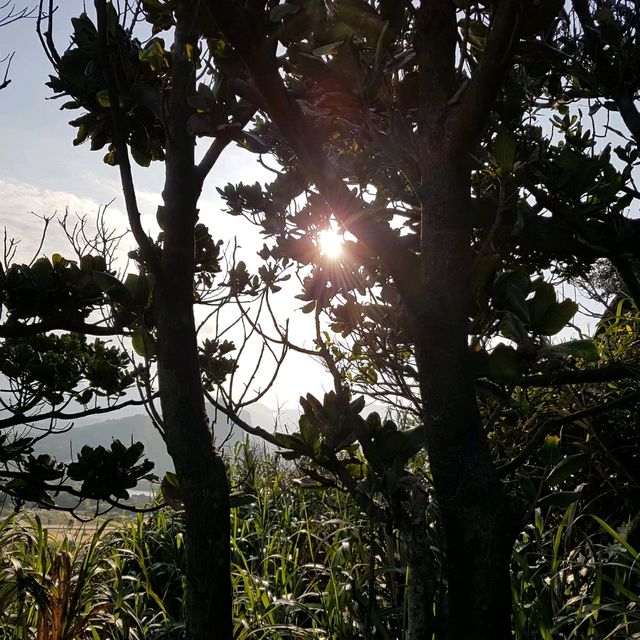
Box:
(47, 9, 165, 167)
(1, 254, 106, 323)
(0, 333, 134, 403)
(1, 448, 639, 639)
(513, 507, 640, 639)
(67, 441, 155, 501)
(3, 1, 640, 636)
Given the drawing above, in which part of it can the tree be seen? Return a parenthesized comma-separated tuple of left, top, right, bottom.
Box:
(201, 1, 640, 638)
(0, 1, 279, 638)
(3, 1, 640, 638)
(201, 2, 535, 638)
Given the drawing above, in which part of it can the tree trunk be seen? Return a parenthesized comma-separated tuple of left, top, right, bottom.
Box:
(155, 216, 233, 640)
(400, 489, 438, 640)
(154, 6, 233, 637)
(156, 260, 233, 640)
(156, 286, 232, 639)
(413, 158, 516, 640)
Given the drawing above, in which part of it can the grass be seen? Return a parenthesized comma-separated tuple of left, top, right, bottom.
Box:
(1, 447, 639, 639)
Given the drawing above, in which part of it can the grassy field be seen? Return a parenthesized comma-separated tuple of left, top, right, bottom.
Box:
(1, 450, 639, 639)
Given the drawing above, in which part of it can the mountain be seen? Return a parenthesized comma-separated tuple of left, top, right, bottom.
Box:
(33, 403, 294, 477)
(32, 399, 389, 479)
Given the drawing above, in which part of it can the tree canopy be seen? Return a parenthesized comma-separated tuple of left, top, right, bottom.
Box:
(1, 1, 639, 639)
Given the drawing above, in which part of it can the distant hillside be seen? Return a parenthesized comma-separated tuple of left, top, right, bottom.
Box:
(33, 402, 297, 477)
(31, 399, 388, 479)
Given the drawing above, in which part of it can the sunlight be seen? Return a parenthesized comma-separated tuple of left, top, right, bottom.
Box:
(318, 227, 344, 259)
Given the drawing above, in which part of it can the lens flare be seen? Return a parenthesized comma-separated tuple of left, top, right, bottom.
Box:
(318, 228, 343, 259)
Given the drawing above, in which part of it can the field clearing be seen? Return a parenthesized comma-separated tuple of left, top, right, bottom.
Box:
(0, 508, 121, 542)
(43, 520, 116, 542)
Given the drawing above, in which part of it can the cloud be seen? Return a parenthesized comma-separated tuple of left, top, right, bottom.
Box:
(0, 178, 131, 262)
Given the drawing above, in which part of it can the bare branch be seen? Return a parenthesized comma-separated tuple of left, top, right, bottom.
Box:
(204, 389, 280, 447)
(36, 0, 61, 69)
(572, 0, 640, 144)
(0, 51, 14, 90)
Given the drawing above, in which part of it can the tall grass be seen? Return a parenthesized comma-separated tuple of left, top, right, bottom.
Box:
(513, 506, 640, 639)
(1, 447, 638, 639)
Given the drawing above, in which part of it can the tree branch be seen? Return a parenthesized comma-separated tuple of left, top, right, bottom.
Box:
(195, 107, 256, 185)
(0, 395, 155, 432)
(0, 471, 164, 513)
(498, 389, 640, 475)
(0, 320, 125, 338)
(204, 390, 281, 448)
(572, 0, 640, 144)
(204, 0, 422, 307)
(94, 0, 159, 274)
(453, 0, 522, 147)
(519, 363, 640, 388)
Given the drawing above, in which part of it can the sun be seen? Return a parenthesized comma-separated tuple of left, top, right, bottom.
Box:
(318, 227, 344, 259)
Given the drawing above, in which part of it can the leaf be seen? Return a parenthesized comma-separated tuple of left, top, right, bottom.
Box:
(125, 273, 150, 307)
(350, 396, 366, 414)
(533, 299, 579, 335)
(539, 434, 561, 465)
(96, 89, 111, 108)
(493, 270, 531, 321)
(229, 492, 257, 507)
(538, 490, 581, 508)
(299, 415, 319, 448)
(591, 515, 639, 557)
(237, 131, 270, 154)
(547, 453, 589, 485)
(396, 426, 427, 463)
(494, 131, 517, 171)
(489, 343, 520, 385)
(471, 253, 501, 308)
(545, 339, 599, 362)
(161, 472, 183, 510)
(313, 42, 344, 57)
(156, 205, 167, 230)
(516, 473, 538, 503)
(132, 327, 156, 358)
(500, 310, 529, 344)
(527, 282, 556, 324)
(273, 432, 309, 455)
(374, 426, 425, 464)
(504, 283, 531, 323)
(93, 271, 132, 305)
(130, 143, 151, 167)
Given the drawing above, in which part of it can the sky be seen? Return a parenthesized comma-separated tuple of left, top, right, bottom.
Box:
(0, 3, 331, 415)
